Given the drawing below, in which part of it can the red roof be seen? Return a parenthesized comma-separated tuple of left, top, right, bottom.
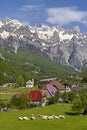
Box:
(27, 90, 43, 101)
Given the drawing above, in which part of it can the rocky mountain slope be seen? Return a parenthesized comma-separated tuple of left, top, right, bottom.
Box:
(0, 17, 87, 71)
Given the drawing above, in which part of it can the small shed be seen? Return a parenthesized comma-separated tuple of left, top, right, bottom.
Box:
(12, 94, 21, 99)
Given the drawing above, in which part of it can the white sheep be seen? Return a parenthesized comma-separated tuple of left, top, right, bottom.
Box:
(30, 116, 36, 120)
(47, 116, 54, 120)
(42, 115, 48, 120)
(18, 117, 23, 120)
(53, 115, 60, 119)
(59, 115, 65, 119)
(23, 116, 29, 120)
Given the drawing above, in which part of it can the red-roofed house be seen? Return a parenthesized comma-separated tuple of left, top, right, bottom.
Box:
(27, 90, 45, 106)
(27, 90, 44, 101)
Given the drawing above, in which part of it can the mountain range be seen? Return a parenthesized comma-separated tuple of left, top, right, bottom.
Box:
(0, 17, 87, 71)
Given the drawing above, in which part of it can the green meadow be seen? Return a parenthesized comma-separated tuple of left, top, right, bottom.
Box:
(0, 103, 87, 130)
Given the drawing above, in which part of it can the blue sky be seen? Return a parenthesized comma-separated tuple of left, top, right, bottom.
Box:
(0, 0, 87, 32)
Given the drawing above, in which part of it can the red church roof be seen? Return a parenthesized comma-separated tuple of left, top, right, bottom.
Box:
(27, 90, 44, 101)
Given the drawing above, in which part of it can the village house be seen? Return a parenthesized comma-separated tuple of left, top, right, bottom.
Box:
(71, 85, 87, 92)
(42, 80, 65, 97)
(2, 83, 16, 88)
(63, 83, 71, 93)
(26, 79, 34, 88)
(40, 77, 57, 82)
(27, 90, 45, 106)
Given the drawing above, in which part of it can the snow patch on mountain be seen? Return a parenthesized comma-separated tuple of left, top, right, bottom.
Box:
(9, 19, 22, 29)
(0, 21, 4, 28)
(59, 31, 73, 41)
(0, 30, 10, 39)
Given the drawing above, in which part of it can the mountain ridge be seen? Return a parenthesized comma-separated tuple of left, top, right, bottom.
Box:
(0, 17, 87, 71)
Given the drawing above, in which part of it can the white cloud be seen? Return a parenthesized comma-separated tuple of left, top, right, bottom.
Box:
(19, 5, 42, 11)
(46, 6, 87, 26)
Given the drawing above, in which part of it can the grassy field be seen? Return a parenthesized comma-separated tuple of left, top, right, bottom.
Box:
(0, 87, 28, 101)
(0, 87, 38, 100)
(0, 103, 87, 130)
(0, 87, 30, 93)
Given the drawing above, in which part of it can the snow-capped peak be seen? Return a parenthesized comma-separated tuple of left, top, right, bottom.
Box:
(2, 17, 11, 24)
(1, 17, 22, 29)
(72, 26, 80, 34)
(34, 23, 50, 29)
(9, 19, 22, 28)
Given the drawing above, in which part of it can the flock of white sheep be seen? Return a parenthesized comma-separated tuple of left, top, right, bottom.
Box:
(18, 114, 65, 120)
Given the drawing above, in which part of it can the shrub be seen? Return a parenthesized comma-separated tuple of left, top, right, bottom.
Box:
(10, 93, 30, 109)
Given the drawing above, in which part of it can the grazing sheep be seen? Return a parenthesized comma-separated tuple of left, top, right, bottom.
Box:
(30, 116, 36, 120)
(59, 115, 65, 119)
(23, 117, 29, 120)
(18, 117, 23, 120)
(38, 114, 65, 120)
(47, 116, 54, 120)
(42, 115, 48, 120)
(53, 115, 60, 119)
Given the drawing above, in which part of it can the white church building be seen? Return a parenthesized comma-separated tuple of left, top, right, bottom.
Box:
(26, 79, 34, 88)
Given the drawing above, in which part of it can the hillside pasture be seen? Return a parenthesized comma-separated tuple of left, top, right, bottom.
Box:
(0, 104, 87, 130)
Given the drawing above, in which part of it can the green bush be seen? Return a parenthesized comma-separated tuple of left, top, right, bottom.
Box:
(0, 99, 5, 109)
(72, 89, 87, 115)
(10, 93, 30, 109)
